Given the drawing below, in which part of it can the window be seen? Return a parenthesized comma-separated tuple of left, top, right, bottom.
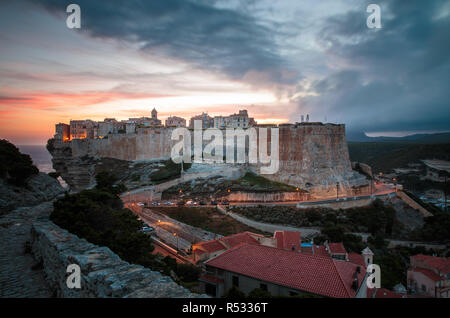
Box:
(232, 276, 239, 287)
(289, 291, 298, 297)
(421, 284, 427, 292)
(260, 283, 268, 291)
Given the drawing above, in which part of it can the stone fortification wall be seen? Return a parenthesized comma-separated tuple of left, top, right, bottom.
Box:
(31, 221, 202, 298)
(70, 127, 175, 161)
(222, 191, 309, 202)
(258, 124, 368, 198)
(49, 123, 368, 197)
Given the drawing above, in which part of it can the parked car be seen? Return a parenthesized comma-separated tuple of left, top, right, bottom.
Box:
(137, 202, 145, 206)
(210, 201, 218, 205)
(141, 226, 154, 233)
(199, 201, 207, 205)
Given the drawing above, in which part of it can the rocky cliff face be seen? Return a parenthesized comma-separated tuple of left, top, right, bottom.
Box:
(48, 123, 368, 197)
(0, 173, 65, 214)
(258, 124, 369, 198)
(47, 138, 167, 192)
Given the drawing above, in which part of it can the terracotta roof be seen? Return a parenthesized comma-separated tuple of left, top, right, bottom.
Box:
(205, 243, 366, 298)
(412, 268, 443, 282)
(301, 245, 331, 258)
(220, 232, 261, 249)
(274, 231, 301, 251)
(368, 288, 405, 298)
(194, 232, 262, 255)
(328, 243, 347, 254)
(411, 254, 450, 274)
(194, 239, 226, 254)
(348, 253, 366, 267)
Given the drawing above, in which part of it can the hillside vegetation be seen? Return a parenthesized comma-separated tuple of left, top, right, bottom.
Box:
(0, 139, 39, 186)
(348, 142, 450, 172)
(51, 173, 200, 282)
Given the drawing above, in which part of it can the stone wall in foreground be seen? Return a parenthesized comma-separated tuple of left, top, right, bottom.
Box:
(31, 221, 203, 298)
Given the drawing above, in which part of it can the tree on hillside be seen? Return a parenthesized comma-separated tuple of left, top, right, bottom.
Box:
(0, 139, 38, 186)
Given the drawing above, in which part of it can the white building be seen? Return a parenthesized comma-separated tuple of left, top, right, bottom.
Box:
(213, 110, 256, 129)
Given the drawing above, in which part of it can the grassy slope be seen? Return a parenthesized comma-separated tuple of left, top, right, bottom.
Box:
(150, 207, 269, 236)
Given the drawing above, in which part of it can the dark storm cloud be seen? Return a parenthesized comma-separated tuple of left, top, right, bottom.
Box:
(32, 0, 299, 85)
(296, 0, 450, 133)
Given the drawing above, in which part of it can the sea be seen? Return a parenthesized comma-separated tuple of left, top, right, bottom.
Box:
(18, 145, 54, 173)
(17, 145, 67, 188)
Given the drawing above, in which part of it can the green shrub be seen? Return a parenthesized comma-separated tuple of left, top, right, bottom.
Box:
(150, 160, 191, 183)
(176, 263, 202, 282)
(95, 171, 126, 195)
(0, 139, 38, 186)
(51, 188, 157, 268)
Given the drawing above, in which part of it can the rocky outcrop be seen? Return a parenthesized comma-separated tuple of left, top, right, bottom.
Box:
(259, 123, 369, 198)
(48, 123, 368, 198)
(48, 138, 167, 192)
(31, 221, 204, 298)
(0, 172, 65, 214)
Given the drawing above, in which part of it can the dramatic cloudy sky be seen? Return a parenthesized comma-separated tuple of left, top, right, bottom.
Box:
(0, 0, 449, 144)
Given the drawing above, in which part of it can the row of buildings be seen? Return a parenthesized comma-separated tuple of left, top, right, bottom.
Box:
(54, 108, 257, 142)
(191, 230, 450, 298)
(192, 231, 372, 298)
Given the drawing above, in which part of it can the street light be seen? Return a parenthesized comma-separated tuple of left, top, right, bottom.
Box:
(336, 182, 340, 201)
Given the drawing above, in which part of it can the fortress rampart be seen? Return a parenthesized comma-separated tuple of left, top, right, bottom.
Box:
(49, 123, 369, 197)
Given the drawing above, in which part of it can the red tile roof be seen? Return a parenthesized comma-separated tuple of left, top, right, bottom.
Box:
(412, 268, 443, 282)
(301, 245, 331, 258)
(411, 255, 450, 274)
(328, 243, 347, 254)
(348, 253, 366, 267)
(194, 232, 263, 255)
(274, 231, 301, 251)
(220, 232, 261, 249)
(205, 243, 366, 298)
(194, 239, 226, 254)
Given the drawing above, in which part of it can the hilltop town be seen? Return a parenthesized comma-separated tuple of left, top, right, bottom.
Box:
(54, 108, 257, 142)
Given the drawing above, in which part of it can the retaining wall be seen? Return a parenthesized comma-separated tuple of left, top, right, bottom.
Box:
(31, 221, 203, 298)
